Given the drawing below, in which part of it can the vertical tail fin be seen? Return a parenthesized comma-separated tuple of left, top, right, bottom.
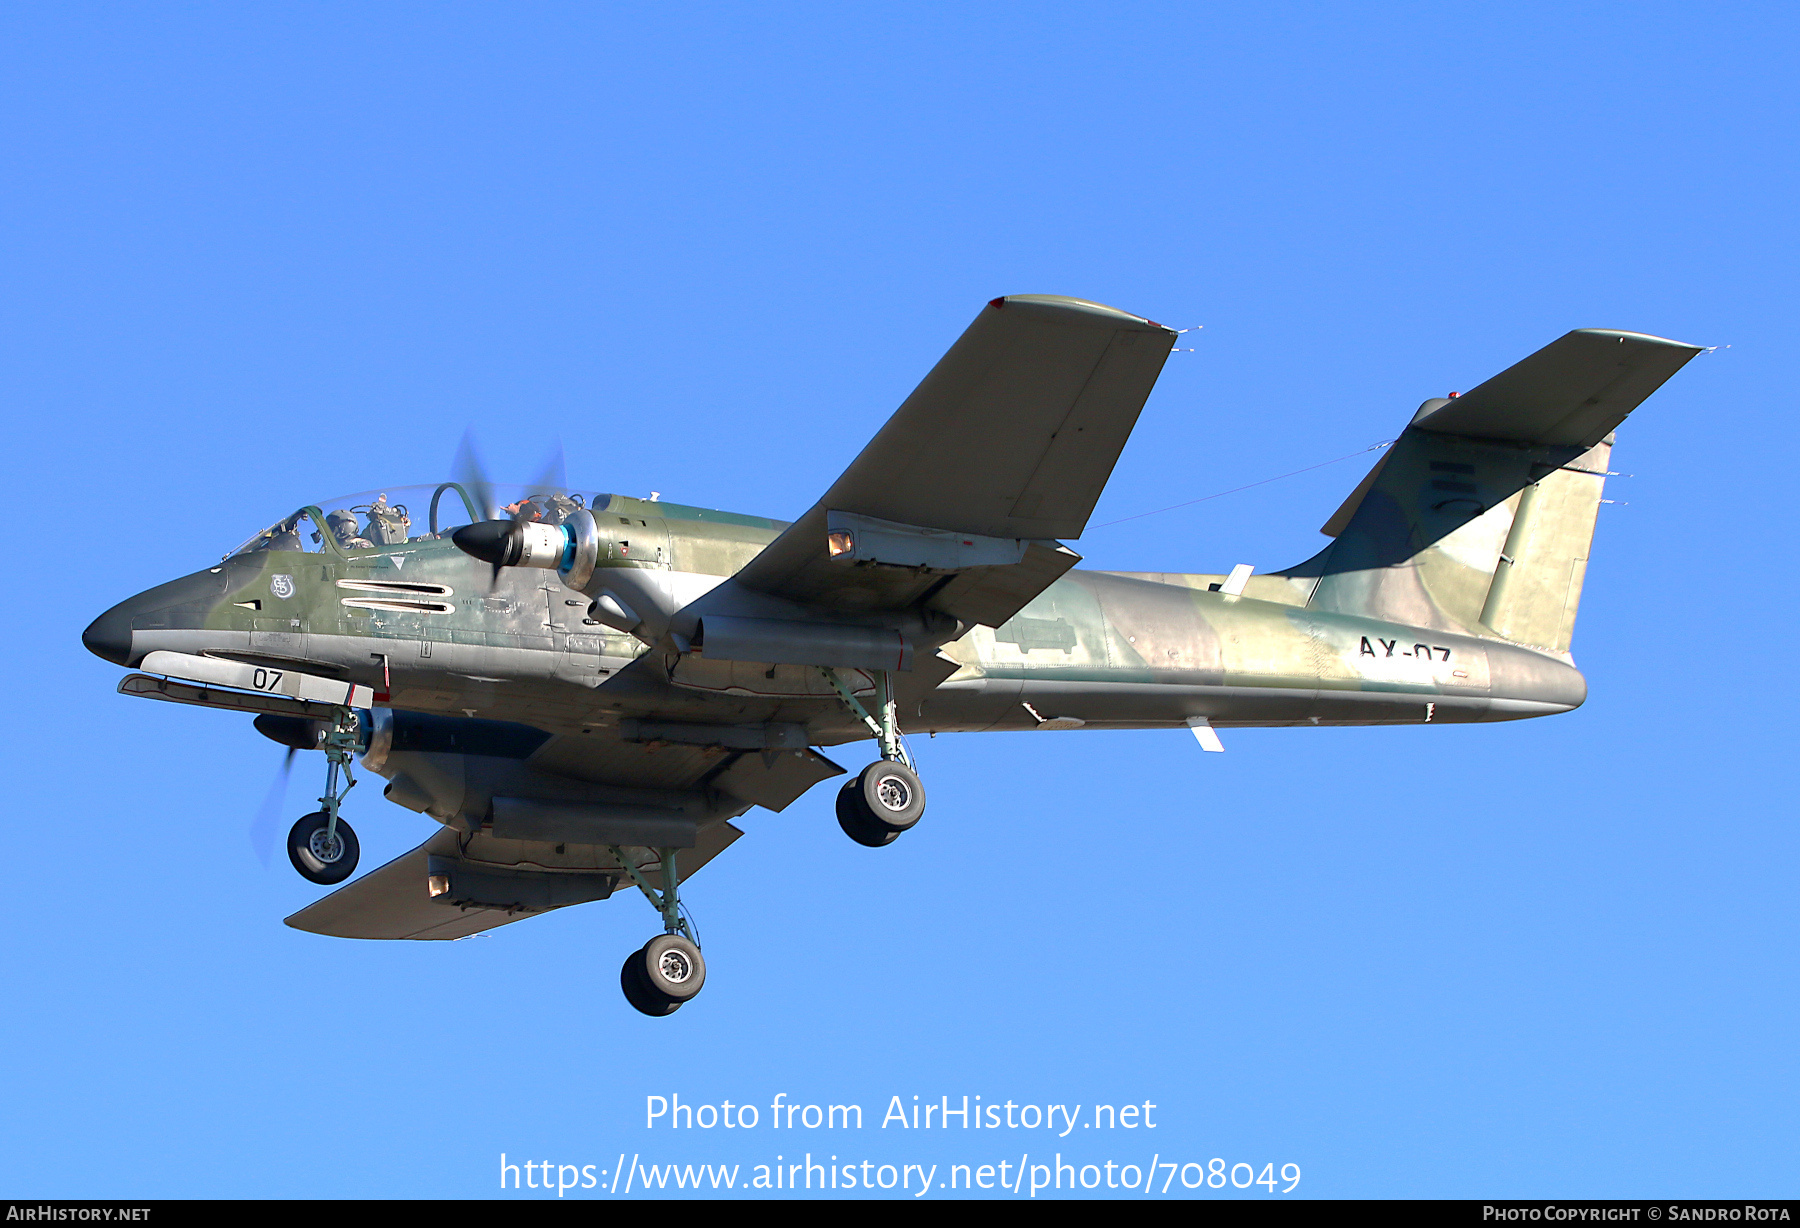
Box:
(1476, 439, 1608, 650)
(1277, 329, 1702, 654)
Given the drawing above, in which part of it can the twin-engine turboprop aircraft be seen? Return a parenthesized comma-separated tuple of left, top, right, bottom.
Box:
(83, 295, 1701, 1016)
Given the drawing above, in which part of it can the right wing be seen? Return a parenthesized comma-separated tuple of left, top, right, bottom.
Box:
(285, 718, 845, 941)
(729, 295, 1177, 627)
(284, 822, 744, 941)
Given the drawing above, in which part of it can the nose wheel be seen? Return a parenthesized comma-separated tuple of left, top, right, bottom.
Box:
(287, 706, 364, 886)
(287, 811, 360, 884)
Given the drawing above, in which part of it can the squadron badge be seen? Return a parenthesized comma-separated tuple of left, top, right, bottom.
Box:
(269, 574, 296, 600)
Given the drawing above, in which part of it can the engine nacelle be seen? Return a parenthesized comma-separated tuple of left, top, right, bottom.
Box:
(693, 615, 914, 672)
(449, 508, 600, 590)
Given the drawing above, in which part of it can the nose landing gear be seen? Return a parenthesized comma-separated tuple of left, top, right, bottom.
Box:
(287, 707, 362, 886)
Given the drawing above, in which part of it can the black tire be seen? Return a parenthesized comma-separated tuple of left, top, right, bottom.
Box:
(856, 760, 925, 831)
(637, 933, 706, 1001)
(621, 947, 682, 1017)
(287, 811, 360, 885)
(837, 781, 900, 847)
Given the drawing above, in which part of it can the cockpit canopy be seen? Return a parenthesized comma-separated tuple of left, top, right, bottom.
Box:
(228, 482, 615, 558)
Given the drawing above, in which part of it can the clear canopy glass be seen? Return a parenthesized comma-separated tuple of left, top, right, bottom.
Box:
(227, 483, 614, 558)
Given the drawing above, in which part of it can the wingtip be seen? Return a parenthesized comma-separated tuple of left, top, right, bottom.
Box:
(986, 294, 1171, 332)
(1570, 328, 1707, 354)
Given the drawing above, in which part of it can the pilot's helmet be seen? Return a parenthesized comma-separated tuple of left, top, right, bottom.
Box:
(327, 509, 368, 545)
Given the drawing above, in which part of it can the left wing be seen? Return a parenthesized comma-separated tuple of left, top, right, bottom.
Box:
(722, 294, 1176, 629)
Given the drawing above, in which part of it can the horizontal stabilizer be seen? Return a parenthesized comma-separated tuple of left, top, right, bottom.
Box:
(1410, 329, 1703, 448)
(1287, 327, 1702, 651)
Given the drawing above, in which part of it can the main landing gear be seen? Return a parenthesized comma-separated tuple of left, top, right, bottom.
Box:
(608, 665, 926, 1015)
(610, 844, 706, 1017)
(287, 707, 362, 886)
(822, 668, 927, 848)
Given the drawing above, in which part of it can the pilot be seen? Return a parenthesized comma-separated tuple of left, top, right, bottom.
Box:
(503, 497, 546, 522)
(326, 508, 374, 551)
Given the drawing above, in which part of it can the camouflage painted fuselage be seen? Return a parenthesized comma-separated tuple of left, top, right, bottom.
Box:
(96, 487, 1584, 751)
(81, 310, 1702, 953)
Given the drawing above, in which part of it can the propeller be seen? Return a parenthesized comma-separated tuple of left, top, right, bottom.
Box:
(249, 746, 297, 869)
(450, 432, 512, 589)
(524, 439, 566, 504)
(449, 437, 572, 589)
(452, 429, 498, 522)
(250, 713, 328, 867)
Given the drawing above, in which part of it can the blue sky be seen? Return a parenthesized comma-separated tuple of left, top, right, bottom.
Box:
(4, 3, 1795, 1199)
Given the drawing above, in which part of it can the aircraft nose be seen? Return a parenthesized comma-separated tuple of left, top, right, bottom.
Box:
(82, 602, 134, 665)
(81, 566, 234, 668)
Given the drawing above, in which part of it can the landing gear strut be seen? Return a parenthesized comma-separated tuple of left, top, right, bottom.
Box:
(287, 707, 361, 885)
(823, 668, 927, 847)
(610, 844, 706, 1017)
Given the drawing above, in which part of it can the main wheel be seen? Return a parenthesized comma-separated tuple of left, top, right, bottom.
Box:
(637, 933, 706, 1001)
(620, 947, 683, 1017)
(860, 759, 925, 830)
(287, 811, 359, 885)
(835, 760, 925, 846)
(837, 780, 900, 847)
